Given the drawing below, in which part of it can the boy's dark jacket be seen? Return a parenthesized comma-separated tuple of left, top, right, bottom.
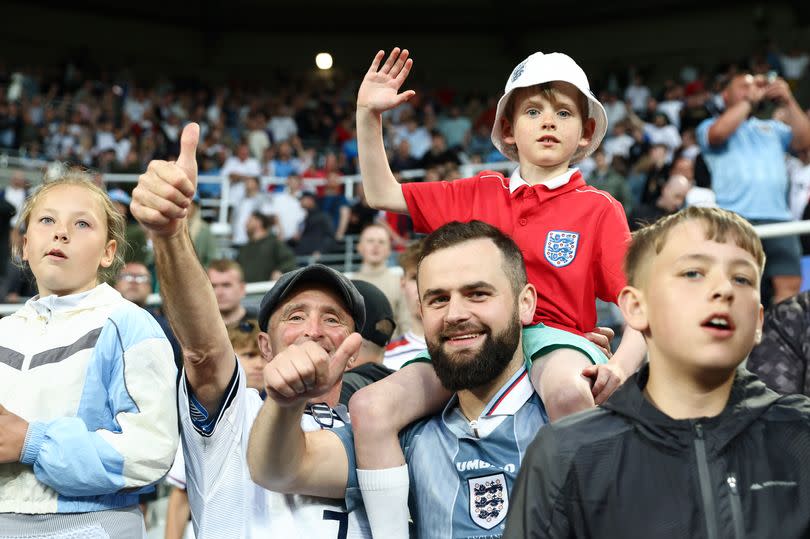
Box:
(503, 364, 810, 539)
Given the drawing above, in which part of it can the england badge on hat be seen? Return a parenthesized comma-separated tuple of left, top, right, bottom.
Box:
(469, 473, 508, 530)
(544, 230, 579, 268)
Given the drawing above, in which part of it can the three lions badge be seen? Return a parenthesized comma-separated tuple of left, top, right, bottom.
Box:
(469, 473, 508, 530)
(544, 230, 579, 268)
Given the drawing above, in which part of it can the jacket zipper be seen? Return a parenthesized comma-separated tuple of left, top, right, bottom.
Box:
(694, 423, 718, 539)
(727, 474, 745, 539)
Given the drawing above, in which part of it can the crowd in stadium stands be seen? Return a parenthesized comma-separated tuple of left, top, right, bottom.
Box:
(0, 44, 807, 308)
(2, 38, 810, 538)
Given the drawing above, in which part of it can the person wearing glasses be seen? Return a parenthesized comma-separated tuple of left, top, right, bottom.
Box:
(246, 220, 549, 538)
(114, 262, 182, 369)
(130, 123, 371, 538)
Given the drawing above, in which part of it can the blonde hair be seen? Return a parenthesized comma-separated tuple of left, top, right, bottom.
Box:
(624, 206, 766, 287)
(227, 320, 261, 353)
(14, 170, 127, 284)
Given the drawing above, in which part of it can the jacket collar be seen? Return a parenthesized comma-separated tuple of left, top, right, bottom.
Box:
(602, 363, 784, 454)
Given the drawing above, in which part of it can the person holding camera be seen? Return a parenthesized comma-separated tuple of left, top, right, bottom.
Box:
(697, 72, 810, 307)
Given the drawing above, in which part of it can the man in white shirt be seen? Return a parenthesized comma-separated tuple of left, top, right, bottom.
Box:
(131, 123, 371, 539)
(220, 143, 262, 207)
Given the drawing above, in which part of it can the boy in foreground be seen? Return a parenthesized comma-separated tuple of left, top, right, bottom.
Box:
(503, 206, 810, 538)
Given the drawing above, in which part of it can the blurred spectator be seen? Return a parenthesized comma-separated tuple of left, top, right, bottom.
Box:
(318, 172, 351, 241)
(680, 85, 713, 131)
(382, 239, 426, 370)
(206, 259, 254, 328)
(0, 196, 14, 281)
(628, 108, 682, 162)
(588, 148, 634, 214)
(638, 143, 671, 205)
(293, 191, 336, 258)
(678, 127, 701, 161)
(339, 279, 397, 406)
(236, 212, 297, 283)
(780, 44, 809, 91)
(657, 84, 684, 130)
(270, 139, 307, 179)
(392, 111, 431, 159)
(2, 171, 28, 228)
(627, 174, 691, 231)
(349, 223, 406, 336)
(697, 72, 810, 306)
(187, 194, 220, 267)
(220, 143, 261, 207)
(601, 90, 627, 128)
(437, 104, 472, 150)
(624, 73, 651, 112)
(418, 130, 461, 171)
(108, 188, 149, 265)
(247, 112, 271, 160)
(267, 103, 298, 143)
(230, 175, 269, 247)
(114, 262, 182, 369)
(388, 139, 420, 172)
(345, 183, 382, 238)
(263, 175, 306, 244)
(788, 148, 810, 222)
(602, 119, 634, 160)
(465, 122, 501, 163)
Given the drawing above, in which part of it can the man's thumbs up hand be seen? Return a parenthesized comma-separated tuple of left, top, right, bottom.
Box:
(131, 123, 200, 238)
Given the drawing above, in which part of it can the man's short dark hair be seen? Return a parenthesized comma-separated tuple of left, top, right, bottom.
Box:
(251, 211, 276, 231)
(418, 220, 527, 297)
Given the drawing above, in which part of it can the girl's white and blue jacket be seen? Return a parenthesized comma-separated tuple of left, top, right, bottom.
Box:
(0, 283, 178, 515)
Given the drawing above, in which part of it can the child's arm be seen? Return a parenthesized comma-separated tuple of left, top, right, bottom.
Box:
(356, 48, 415, 213)
(349, 361, 452, 539)
(16, 317, 179, 496)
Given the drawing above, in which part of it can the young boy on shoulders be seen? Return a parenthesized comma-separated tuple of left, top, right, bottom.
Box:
(350, 48, 647, 537)
(504, 206, 810, 539)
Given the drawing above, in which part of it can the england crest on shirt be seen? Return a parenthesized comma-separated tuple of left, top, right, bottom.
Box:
(468, 473, 508, 530)
(544, 230, 579, 268)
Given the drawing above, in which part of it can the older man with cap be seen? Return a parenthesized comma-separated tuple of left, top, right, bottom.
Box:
(131, 123, 371, 538)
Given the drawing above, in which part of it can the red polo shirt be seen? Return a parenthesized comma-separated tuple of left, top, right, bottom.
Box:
(402, 170, 631, 335)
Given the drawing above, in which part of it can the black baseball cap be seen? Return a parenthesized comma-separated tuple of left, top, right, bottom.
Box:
(257, 264, 366, 332)
(351, 280, 396, 348)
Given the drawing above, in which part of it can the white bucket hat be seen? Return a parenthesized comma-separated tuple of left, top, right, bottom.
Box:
(490, 52, 608, 164)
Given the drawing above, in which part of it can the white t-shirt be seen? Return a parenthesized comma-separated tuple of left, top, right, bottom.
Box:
(220, 157, 262, 206)
(787, 156, 810, 221)
(263, 191, 306, 242)
(178, 364, 371, 539)
(383, 331, 427, 371)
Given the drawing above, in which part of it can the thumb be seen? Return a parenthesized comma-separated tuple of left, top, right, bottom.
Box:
(581, 365, 597, 378)
(329, 333, 363, 376)
(177, 122, 200, 189)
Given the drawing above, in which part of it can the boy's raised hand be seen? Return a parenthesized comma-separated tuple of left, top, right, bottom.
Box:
(131, 122, 199, 238)
(357, 48, 416, 114)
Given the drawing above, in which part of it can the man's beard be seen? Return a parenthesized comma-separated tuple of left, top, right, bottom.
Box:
(428, 313, 521, 392)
